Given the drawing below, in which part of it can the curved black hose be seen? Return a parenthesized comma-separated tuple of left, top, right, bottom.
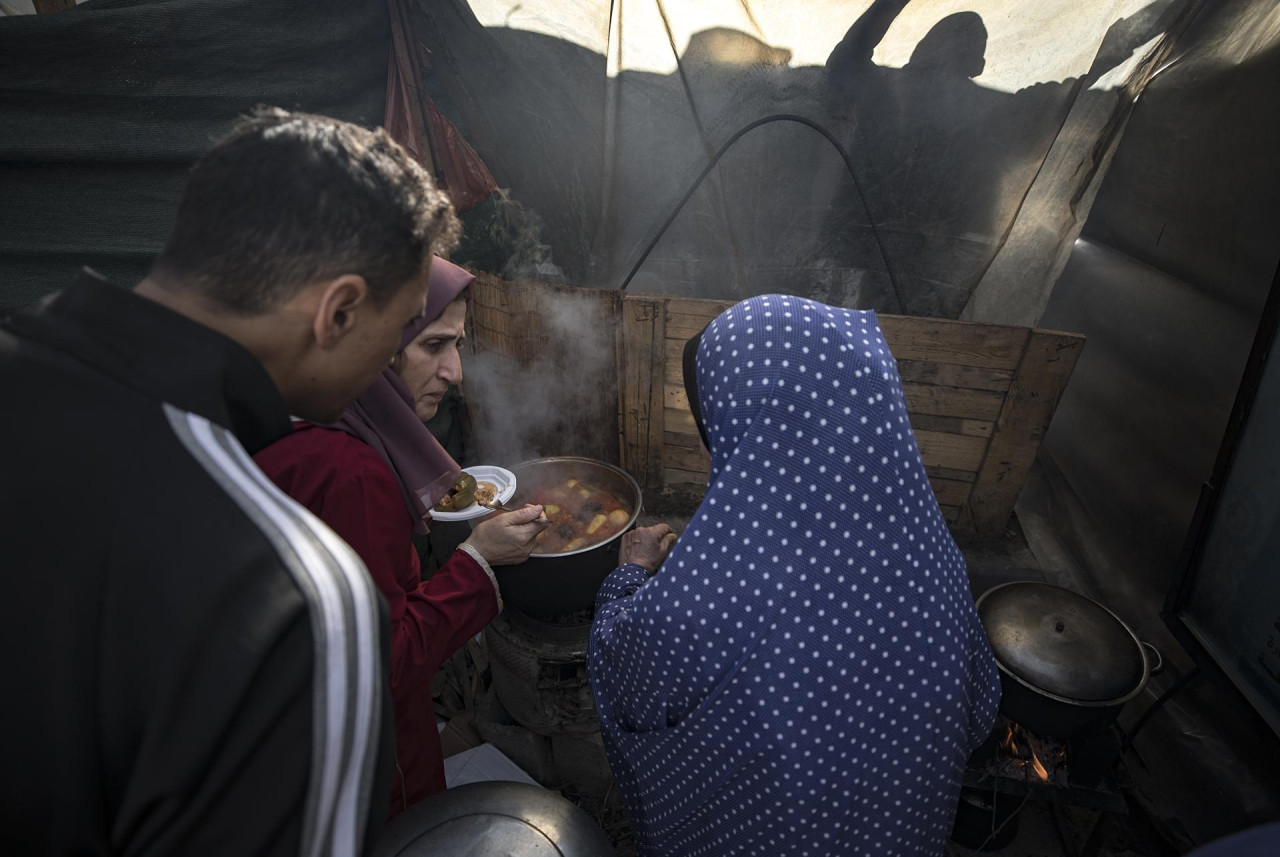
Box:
(617, 113, 904, 312)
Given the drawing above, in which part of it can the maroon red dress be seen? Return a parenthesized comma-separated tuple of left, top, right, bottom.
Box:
(255, 423, 498, 816)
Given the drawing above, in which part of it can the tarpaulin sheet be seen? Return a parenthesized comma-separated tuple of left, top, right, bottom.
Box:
(0, 0, 390, 310)
(420, 0, 1184, 316)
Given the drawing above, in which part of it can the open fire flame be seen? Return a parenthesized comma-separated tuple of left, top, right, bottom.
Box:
(999, 722, 1052, 782)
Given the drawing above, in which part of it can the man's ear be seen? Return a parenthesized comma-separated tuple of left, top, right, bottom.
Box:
(312, 274, 369, 349)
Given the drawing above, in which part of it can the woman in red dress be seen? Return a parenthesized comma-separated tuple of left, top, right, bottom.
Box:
(255, 258, 547, 816)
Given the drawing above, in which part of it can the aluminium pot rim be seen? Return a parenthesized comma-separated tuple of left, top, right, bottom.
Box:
(509, 456, 643, 559)
(976, 581, 1151, 709)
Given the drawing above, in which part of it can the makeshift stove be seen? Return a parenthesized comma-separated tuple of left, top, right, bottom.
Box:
(476, 605, 613, 793)
(953, 715, 1127, 853)
(487, 606, 596, 733)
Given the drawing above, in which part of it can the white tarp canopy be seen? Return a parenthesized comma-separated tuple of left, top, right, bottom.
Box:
(428, 0, 1187, 320)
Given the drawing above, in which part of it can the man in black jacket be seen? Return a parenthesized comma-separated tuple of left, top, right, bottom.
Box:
(0, 108, 459, 856)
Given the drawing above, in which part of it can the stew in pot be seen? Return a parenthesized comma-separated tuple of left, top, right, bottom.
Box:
(529, 478, 631, 553)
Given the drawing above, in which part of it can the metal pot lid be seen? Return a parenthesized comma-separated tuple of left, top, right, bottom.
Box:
(976, 582, 1146, 703)
(370, 781, 616, 857)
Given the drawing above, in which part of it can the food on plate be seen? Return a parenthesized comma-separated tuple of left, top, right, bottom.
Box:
(473, 481, 498, 505)
(434, 472, 477, 512)
(528, 477, 633, 554)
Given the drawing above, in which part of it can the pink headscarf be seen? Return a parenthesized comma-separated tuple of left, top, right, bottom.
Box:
(330, 257, 475, 534)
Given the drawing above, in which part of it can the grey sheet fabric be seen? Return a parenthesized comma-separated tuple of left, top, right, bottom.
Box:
(422, 0, 1180, 316)
(1015, 0, 1280, 842)
(0, 0, 389, 310)
(961, 0, 1197, 326)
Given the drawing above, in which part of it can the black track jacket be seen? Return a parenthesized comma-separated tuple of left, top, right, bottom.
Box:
(0, 271, 394, 856)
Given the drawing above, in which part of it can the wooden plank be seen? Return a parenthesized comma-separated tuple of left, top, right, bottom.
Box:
(664, 298, 733, 340)
(878, 315, 1030, 370)
(909, 413, 994, 438)
(667, 312, 718, 340)
(618, 297, 666, 490)
(927, 477, 975, 507)
(664, 430, 704, 450)
(913, 430, 989, 473)
(966, 329, 1086, 533)
(940, 504, 961, 524)
(664, 383, 691, 412)
(897, 359, 1015, 393)
(664, 467, 711, 488)
(664, 338, 688, 385)
(664, 443, 711, 473)
(925, 465, 978, 484)
(665, 297, 733, 319)
(34, 0, 76, 12)
(664, 406, 700, 437)
(665, 445, 960, 502)
(665, 318, 1022, 386)
(665, 297, 732, 340)
(902, 383, 1006, 421)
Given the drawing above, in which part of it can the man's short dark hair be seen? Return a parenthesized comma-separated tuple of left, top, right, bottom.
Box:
(152, 107, 460, 313)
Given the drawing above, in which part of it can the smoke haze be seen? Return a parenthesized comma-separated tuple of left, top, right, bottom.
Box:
(462, 288, 618, 468)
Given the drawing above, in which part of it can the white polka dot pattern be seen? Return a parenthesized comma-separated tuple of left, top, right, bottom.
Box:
(587, 295, 1002, 856)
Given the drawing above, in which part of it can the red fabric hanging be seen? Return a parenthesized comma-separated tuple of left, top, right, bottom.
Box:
(425, 99, 500, 213)
(384, 1, 497, 213)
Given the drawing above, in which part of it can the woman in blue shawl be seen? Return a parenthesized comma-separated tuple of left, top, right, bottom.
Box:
(587, 295, 1001, 856)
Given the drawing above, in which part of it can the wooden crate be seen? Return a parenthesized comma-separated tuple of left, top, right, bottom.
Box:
(632, 294, 1084, 532)
(470, 276, 1083, 534)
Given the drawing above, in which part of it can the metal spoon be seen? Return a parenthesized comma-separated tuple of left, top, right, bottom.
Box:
(479, 497, 550, 523)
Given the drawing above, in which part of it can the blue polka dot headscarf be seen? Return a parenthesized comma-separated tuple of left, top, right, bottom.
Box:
(588, 295, 1001, 856)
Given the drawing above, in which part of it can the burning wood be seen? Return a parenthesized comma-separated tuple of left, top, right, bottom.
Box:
(995, 719, 1063, 784)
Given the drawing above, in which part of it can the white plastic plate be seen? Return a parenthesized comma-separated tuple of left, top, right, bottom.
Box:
(429, 465, 517, 522)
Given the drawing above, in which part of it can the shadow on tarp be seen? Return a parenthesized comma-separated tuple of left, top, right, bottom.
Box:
(420, 0, 1174, 317)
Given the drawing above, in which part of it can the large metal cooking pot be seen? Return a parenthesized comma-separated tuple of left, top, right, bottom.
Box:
(370, 781, 616, 856)
(494, 457, 642, 615)
(976, 581, 1162, 738)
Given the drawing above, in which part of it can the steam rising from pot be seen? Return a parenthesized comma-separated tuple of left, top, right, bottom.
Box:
(462, 287, 618, 467)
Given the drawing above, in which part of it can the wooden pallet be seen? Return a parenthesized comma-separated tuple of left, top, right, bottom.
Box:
(469, 274, 1084, 534)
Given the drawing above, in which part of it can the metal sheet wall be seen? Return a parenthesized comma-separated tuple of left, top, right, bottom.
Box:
(1016, 0, 1280, 842)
